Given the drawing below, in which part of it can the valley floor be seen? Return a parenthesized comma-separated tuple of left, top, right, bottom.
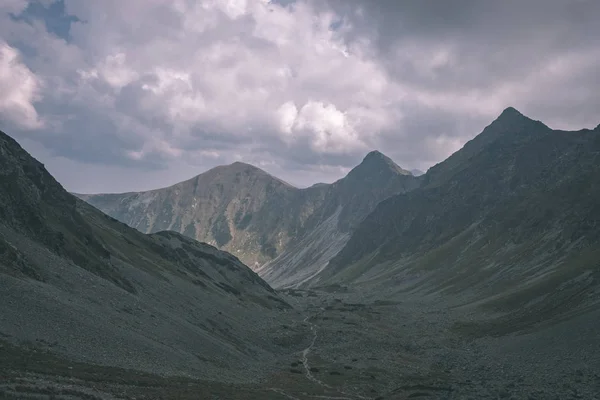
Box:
(2, 288, 599, 400)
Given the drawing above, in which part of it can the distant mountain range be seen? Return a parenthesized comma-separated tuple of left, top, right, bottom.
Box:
(77, 150, 422, 287)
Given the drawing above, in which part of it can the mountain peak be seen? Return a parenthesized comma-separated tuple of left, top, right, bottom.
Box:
(211, 160, 295, 188)
(210, 161, 268, 176)
(500, 106, 523, 118)
(363, 150, 386, 160)
(347, 150, 411, 180)
(230, 160, 254, 167)
(227, 161, 260, 170)
(482, 106, 551, 137)
(491, 106, 538, 127)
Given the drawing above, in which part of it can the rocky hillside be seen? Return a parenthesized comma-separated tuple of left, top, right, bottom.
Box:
(0, 128, 291, 382)
(310, 108, 600, 331)
(77, 161, 299, 268)
(256, 151, 421, 287)
(78, 150, 421, 283)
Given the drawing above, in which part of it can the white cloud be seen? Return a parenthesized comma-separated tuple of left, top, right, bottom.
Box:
(55, 0, 396, 154)
(94, 53, 139, 90)
(126, 138, 183, 161)
(277, 101, 298, 135)
(289, 101, 365, 153)
(0, 41, 43, 129)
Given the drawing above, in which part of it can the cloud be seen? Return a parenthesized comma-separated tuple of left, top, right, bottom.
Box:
(2, 0, 396, 174)
(0, 0, 29, 15)
(0, 41, 43, 129)
(1, 0, 599, 192)
(322, 0, 600, 127)
(279, 100, 369, 154)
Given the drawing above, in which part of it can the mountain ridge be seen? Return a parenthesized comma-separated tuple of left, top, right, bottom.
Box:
(76, 160, 295, 198)
(78, 149, 421, 276)
(422, 106, 552, 189)
(76, 151, 411, 197)
(306, 109, 600, 334)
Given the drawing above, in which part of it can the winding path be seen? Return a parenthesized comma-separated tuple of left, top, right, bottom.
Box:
(271, 307, 372, 400)
(301, 314, 335, 389)
(299, 313, 372, 400)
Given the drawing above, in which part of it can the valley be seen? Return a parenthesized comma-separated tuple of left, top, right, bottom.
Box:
(3, 287, 599, 399)
(3, 0, 600, 397)
(2, 107, 600, 399)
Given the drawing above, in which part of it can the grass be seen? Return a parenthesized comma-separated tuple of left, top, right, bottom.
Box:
(452, 250, 599, 339)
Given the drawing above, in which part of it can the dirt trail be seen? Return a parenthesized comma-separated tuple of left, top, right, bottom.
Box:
(299, 314, 372, 400)
(301, 314, 335, 389)
(270, 311, 372, 400)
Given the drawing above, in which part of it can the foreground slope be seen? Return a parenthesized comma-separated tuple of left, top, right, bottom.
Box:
(0, 128, 290, 382)
(313, 108, 600, 331)
(78, 151, 420, 286)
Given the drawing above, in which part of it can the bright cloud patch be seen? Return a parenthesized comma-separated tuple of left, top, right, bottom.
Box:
(0, 41, 43, 129)
(58, 0, 393, 163)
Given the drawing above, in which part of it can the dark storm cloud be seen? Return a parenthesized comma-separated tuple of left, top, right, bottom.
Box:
(323, 0, 600, 116)
(313, 0, 600, 165)
(324, 0, 599, 51)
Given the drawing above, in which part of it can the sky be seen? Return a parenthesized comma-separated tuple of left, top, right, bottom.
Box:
(1, 0, 599, 193)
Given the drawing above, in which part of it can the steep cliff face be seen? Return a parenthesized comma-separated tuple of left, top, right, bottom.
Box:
(78, 151, 421, 277)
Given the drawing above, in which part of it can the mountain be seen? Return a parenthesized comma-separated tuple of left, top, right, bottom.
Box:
(0, 128, 291, 384)
(410, 168, 425, 176)
(4, 115, 599, 399)
(77, 161, 298, 268)
(78, 150, 421, 286)
(308, 107, 600, 332)
(256, 151, 420, 287)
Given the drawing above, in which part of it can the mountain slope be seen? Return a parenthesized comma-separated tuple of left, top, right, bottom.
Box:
(310, 108, 600, 332)
(257, 151, 421, 287)
(78, 150, 421, 286)
(77, 161, 299, 268)
(0, 128, 290, 382)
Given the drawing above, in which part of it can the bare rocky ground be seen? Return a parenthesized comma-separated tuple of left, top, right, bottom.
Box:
(3, 287, 599, 399)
